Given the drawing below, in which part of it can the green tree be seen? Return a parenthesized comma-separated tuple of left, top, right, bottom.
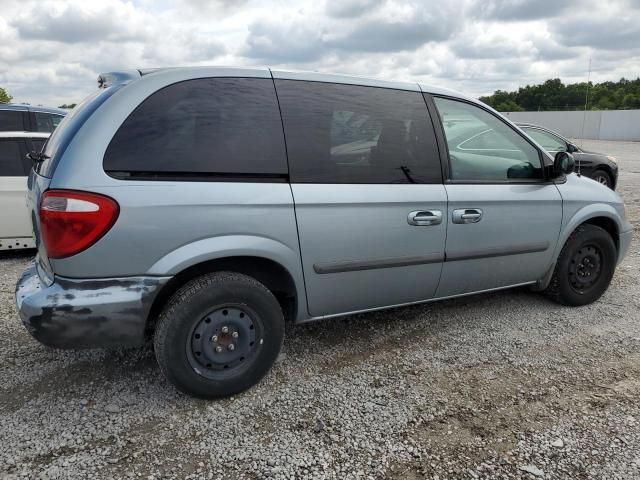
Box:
(593, 96, 616, 110)
(480, 89, 516, 109)
(0, 86, 12, 103)
(622, 94, 640, 109)
(479, 77, 640, 111)
(494, 100, 524, 112)
(58, 103, 77, 109)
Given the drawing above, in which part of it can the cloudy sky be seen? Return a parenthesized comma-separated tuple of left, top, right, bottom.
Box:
(0, 0, 639, 106)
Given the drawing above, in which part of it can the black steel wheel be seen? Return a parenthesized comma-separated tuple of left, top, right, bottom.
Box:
(544, 224, 616, 306)
(568, 244, 602, 294)
(187, 306, 261, 379)
(154, 272, 284, 398)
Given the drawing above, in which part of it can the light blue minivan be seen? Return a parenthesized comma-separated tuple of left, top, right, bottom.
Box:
(16, 67, 632, 398)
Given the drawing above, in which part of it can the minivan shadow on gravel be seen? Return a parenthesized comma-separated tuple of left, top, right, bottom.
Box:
(3, 285, 550, 410)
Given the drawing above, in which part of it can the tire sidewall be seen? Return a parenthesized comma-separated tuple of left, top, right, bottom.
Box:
(592, 169, 612, 188)
(156, 274, 284, 398)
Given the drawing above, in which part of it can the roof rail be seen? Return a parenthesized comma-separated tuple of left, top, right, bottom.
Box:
(97, 70, 141, 89)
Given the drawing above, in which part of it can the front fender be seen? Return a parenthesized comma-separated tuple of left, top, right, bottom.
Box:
(555, 203, 627, 259)
(534, 203, 626, 291)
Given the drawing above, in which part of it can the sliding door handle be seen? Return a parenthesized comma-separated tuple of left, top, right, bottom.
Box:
(408, 210, 443, 226)
(452, 208, 483, 224)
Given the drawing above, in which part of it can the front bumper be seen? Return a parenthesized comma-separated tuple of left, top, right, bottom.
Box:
(15, 261, 170, 349)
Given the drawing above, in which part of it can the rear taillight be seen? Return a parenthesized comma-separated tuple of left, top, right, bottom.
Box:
(39, 190, 119, 259)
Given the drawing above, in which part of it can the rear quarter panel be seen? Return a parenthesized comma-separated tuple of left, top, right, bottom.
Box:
(45, 68, 308, 319)
(46, 182, 305, 307)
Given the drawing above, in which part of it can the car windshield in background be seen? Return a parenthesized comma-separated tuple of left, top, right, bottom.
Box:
(522, 128, 567, 153)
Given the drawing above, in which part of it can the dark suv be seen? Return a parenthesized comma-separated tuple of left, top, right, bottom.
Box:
(0, 104, 66, 133)
(517, 123, 619, 189)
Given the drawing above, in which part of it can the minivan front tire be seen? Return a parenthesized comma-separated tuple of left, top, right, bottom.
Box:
(154, 272, 285, 398)
(544, 224, 617, 306)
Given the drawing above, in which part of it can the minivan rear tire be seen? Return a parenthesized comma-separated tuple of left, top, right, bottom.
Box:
(544, 224, 617, 306)
(154, 272, 284, 398)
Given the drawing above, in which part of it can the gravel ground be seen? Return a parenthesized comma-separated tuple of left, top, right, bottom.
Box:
(1, 139, 639, 480)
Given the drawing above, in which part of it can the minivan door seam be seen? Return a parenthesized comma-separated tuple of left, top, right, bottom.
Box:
(420, 90, 449, 292)
(270, 68, 312, 318)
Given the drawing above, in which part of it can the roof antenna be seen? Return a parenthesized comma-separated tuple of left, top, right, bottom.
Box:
(578, 55, 592, 177)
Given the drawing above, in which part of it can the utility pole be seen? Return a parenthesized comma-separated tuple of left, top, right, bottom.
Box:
(577, 56, 592, 176)
(580, 56, 592, 143)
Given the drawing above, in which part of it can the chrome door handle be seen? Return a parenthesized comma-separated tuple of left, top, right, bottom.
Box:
(407, 210, 442, 226)
(452, 208, 483, 224)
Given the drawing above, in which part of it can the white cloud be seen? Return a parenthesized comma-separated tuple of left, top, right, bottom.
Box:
(0, 0, 638, 106)
(11, 2, 151, 44)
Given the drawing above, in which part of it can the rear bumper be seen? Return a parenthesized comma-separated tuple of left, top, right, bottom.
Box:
(618, 228, 633, 265)
(15, 261, 170, 349)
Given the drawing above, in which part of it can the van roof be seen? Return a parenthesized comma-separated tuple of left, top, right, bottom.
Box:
(98, 66, 476, 103)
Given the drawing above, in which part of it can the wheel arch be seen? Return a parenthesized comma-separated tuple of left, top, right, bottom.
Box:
(557, 206, 621, 256)
(537, 207, 622, 292)
(582, 216, 619, 251)
(144, 236, 308, 335)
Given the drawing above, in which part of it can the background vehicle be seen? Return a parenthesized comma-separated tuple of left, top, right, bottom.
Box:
(15, 68, 632, 399)
(517, 123, 619, 189)
(0, 131, 48, 250)
(0, 104, 66, 133)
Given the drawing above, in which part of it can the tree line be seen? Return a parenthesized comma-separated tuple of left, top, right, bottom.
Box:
(480, 78, 640, 112)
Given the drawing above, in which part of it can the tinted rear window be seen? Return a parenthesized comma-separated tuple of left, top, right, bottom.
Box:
(0, 110, 25, 131)
(0, 139, 26, 176)
(104, 78, 287, 177)
(276, 80, 441, 184)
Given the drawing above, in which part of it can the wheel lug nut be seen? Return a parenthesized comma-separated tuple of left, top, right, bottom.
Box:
(211, 335, 218, 342)
(215, 346, 223, 353)
(228, 344, 235, 351)
(232, 331, 239, 339)
(221, 326, 229, 334)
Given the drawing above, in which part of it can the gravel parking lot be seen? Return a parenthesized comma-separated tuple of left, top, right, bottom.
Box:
(1, 139, 639, 480)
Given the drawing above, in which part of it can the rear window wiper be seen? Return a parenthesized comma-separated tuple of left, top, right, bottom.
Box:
(27, 151, 50, 163)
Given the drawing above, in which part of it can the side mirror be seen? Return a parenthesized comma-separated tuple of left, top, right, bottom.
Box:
(507, 162, 535, 179)
(554, 151, 575, 177)
(567, 143, 579, 153)
(26, 151, 48, 163)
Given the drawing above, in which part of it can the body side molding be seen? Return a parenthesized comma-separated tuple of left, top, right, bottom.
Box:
(313, 253, 444, 274)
